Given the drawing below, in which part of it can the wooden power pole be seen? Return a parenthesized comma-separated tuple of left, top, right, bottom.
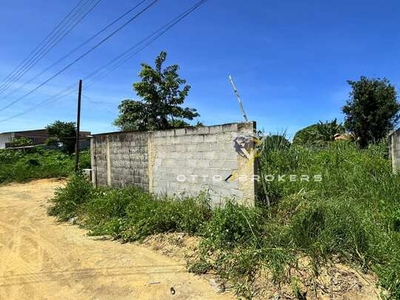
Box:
(74, 79, 83, 173)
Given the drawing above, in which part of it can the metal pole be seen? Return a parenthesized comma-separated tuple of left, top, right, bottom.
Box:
(229, 75, 249, 122)
(75, 79, 83, 173)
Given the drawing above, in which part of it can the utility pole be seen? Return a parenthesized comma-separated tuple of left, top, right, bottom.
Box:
(74, 79, 83, 173)
(229, 75, 249, 122)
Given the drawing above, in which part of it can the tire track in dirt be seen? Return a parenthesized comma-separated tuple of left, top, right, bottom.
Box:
(0, 179, 234, 300)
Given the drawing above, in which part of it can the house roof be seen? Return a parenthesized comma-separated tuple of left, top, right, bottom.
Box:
(0, 129, 47, 135)
(0, 129, 91, 135)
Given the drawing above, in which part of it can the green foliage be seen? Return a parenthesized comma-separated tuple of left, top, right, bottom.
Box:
(84, 187, 141, 236)
(48, 174, 93, 221)
(293, 124, 319, 146)
(46, 120, 77, 154)
(79, 150, 91, 169)
(293, 119, 345, 146)
(0, 149, 25, 164)
(260, 134, 291, 152)
(47, 140, 400, 298)
(202, 202, 263, 249)
(50, 180, 212, 240)
(315, 119, 345, 142)
(121, 193, 212, 241)
(257, 140, 400, 297)
(194, 202, 294, 298)
(0, 148, 90, 184)
(9, 136, 33, 147)
(343, 76, 400, 148)
(114, 51, 199, 131)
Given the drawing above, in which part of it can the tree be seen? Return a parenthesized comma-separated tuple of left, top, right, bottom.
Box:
(315, 119, 345, 142)
(293, 119, 344, 146)
(260, 134, 291, 152)
(343, 76, 400, 148)
(46, 121, 76, 154)
(114, 51, 199, 131)
(10, 137, 33, 147)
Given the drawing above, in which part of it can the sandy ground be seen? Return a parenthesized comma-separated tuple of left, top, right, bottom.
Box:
(0, 179, 234, 300)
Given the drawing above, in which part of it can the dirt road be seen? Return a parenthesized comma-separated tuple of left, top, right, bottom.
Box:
(0, 179, 234, 300)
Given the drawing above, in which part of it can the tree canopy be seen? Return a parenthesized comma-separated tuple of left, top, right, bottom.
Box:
(46, 120, 76, 154)
(114, 51, 199, 131)
(293, 119, 344, 146)
(10, 137, 33, 147)
(343, 76, 400, 148)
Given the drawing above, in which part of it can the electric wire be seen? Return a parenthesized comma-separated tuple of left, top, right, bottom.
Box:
(0, 0, 148, 102)
(0, 0, 208, 124)
(0, 0, 102, 95)
(0, 0, 158, 113)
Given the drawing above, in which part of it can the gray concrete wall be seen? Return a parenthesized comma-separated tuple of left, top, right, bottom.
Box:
(91, 122, 256, 206)
(91, 132, 150, 190)
(389, 129, 400, 173)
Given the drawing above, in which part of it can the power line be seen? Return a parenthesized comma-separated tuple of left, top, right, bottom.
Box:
(0, 85, 77, 124)
(0, 0, 158, 113)
(0, 0, 208, 124)
(0, 0, 88, 92)
(85, 0, 209, 89)
(0, 0, 102, 95)
(83, 95, 117, 116)
(0, 0, 148, 102)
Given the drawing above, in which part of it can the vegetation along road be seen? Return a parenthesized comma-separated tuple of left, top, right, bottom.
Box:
(0, 179, 233, 300)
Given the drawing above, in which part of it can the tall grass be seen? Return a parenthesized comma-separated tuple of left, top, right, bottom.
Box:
(48, 141, 400, 299)
(49, 177, 213, 240)
(0, 148, 91, 183)
(257, 141, 400, 298)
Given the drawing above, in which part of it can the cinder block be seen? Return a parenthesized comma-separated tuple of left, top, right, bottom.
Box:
(222, 160, 238, 170)
(186, 144, 198, 152)
(209, 125, 223, 134)
(175, 128, 186, 136)
(198, 143, 211, 152)
(175, 144, 186, 152)
(185, 159, 197, 167)
(194, 135, 206, 143)
(204, 135, 217, 143)
(203, 152, 217, 160)
(222, 123, 238, 132)
(171, 137, 181, 144)
(196, 160, 210, 169)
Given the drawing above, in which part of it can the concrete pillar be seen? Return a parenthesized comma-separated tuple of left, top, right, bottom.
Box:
(106, 135, 112, 187)
(90, 137, 97, 187)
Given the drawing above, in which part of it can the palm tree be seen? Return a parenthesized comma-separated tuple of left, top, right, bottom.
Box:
(315, 119, 345, 143)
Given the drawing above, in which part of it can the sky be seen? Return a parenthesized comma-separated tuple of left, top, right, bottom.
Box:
(0, 0, 399, 138)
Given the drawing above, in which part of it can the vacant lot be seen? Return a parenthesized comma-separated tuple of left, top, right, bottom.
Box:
(0, 179, 232, 300)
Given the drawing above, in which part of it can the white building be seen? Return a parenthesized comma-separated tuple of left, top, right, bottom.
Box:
(0, 132, 14, 149)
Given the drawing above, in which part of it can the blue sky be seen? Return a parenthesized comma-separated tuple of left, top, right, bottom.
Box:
(0, 0, 399, 138)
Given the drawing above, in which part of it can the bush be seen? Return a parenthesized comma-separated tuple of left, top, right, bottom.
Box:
(121, 193, 212, 241)
(202, 201, 263, 249)
(48, 175, 93, 221)
(85, 187, 148, 236)
(0, 148, 90, 183)
(256, 139, 400, 297)
(49, 178, 213, 241)
(47, 139, 400, 298)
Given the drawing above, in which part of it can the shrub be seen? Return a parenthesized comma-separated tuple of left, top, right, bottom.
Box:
(202, 201, 263, 249)
(85, 187, 146, 236)
(48, 174, 93, 221)
(0, 148, 90, 183)
(47, 138, 400, 298)
(121, 193, 212, 241)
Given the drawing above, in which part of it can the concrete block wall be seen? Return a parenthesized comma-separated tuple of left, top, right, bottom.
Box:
(389, 129, 400, 173)
(91, 132, 150, 190)
(91, 122, 256, 206)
